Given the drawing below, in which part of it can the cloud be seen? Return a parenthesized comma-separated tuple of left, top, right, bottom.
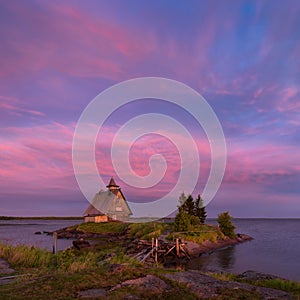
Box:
(0, 96, 45, 117)
(0, 1, 156, 81)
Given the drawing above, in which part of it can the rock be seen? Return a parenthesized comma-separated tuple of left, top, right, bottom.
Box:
(72, 239, 90, 250)
(34, 231, 42, 235)
(163, 270, 292, 299)
(184, 241, 206, 256)
(123, 294, 141, 300)
(77, 288, 107, 298)
(182, 235, 254, 258)
(238, 270, 284, 281)
(111, 275, 170, 294)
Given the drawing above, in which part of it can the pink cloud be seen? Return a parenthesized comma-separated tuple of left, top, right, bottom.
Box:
(223, 139, 299, 186)
(0, 122, 75, 194)
(0, 96, 45, 117)
(276, 87, 299, 112)
(0, 2, 157, 81)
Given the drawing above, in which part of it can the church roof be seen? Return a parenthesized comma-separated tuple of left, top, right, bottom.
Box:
(83, 190, 115, 216)
(83, 189, 133, 217)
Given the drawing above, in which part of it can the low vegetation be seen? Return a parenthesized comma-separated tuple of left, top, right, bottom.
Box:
(76, 221, 128, 234)
(128, 222, 172, 240)
(210, 272, 300, 299)
(250, 278, 300, 299)
(168, 224, 225, 244)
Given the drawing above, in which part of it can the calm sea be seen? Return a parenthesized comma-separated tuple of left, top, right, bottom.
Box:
(187, 219, 300, 281)
(0, 219, 81, 252)
(0, 219, 299, 281)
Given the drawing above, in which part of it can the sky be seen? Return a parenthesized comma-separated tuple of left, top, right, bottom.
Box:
(0, 0, 299, 218)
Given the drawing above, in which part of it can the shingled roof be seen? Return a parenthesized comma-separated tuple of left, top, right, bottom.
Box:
(83, 190, 115, 216)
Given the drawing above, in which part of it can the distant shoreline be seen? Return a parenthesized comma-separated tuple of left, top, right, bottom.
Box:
(1, 216, 299, 221)
(0, 216, 83, 220)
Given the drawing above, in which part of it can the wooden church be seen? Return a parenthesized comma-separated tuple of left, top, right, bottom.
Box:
(83, 177, 132, 223)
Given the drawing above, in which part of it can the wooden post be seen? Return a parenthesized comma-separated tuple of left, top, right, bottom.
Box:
(176, 238, 179, 257)
(53, 232, 58, 254)
(155, 238, 158, 263)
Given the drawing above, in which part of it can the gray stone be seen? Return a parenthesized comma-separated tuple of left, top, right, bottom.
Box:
(238, 270, 284, 281)
(163, 270, 292, 299)
(112, 275, 170, 294)
(78, 288, 107, 298)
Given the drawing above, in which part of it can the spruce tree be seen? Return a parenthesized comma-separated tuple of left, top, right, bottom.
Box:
(178, 192, 187, 208)
(184, 194, 195, 216)
(194, 194, 207, 224)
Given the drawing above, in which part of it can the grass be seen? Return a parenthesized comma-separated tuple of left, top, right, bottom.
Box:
(0, 240, 198, 300)
(209, 272, 238, 282)
(76, 221, 128, 234)
(251, 278, 300, 299)
(0, 243, 54, 269)
(167, 224, 225, 244)
(0, 242, 102, 272)
(127, 222, 172, 240)
(209, 272, 300, 299)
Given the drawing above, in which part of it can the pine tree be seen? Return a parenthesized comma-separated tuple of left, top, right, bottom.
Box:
(194, 194, 207, 224)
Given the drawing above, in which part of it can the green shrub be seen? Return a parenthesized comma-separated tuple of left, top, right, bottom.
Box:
(217, 211, 236, 238)
(174, 210, 191, 232)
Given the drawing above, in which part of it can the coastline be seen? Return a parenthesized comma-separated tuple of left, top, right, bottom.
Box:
(0, 221, 299, 299)
(184, 233, 253, 257)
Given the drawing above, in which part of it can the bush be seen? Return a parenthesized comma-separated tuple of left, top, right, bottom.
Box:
(174, 211, 200, 232)
(174, 210, 191, 232)
(217, 211, 236, 238)
(190, 215, 200, 226)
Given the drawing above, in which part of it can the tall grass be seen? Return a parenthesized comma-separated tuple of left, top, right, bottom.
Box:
(0, 243, 100, 272)
(0, 243, 53, 268)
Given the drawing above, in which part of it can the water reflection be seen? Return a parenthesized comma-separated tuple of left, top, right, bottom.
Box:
(217, 246, 235, 270)
(186, 246, 236, 272)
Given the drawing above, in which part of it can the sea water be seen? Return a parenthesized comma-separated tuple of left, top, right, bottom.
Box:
(187, 218, 300, 281)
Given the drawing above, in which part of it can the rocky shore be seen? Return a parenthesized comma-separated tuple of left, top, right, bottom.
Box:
(0, 257, 293, 299)
(77, 270, 291, 299)
(184, 233, 253, 257)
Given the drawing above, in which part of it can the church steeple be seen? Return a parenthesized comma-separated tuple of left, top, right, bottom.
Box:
(106, 177, 119, 190)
